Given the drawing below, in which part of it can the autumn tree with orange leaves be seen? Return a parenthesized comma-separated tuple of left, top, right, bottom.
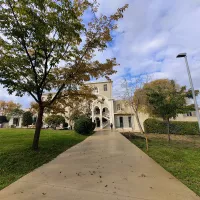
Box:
(0, 0, 128, 150)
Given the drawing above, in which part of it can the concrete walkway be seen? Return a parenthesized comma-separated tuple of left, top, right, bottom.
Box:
(0, 130, 199, 200)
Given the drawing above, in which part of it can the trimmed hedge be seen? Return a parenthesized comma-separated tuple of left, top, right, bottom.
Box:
(74, 116, 96, 135)
(144, 118, 199, 135)
(0, 116, 8, 123)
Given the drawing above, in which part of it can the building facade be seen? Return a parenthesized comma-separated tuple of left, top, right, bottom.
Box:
(88, 81, 151, 131)
(6, 81, 200, 130)
(88, 81, 200, 132)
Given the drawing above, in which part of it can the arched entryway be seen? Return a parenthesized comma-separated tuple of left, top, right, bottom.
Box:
(102, 107, 109, 117)
(94, 106, 100, 115)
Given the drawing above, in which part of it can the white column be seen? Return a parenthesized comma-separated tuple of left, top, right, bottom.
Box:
(110, 99, 115, 129)
(91, 104, 94, 122)
(100, 104, 103, 129)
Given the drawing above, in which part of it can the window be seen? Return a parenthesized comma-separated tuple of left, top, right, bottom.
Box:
(119, 117, 123, 128)
(93, 87, 98, 94)
(13, 118, 19, 126)
(128, 116, 132, 128)
(103, 84, 107, 91)
(187, 112, 192, 117)
(117, 104, 121, 111)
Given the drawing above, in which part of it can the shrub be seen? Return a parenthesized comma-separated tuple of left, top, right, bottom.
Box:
(74, 116, 95, 135)
(144, 118, 199, 135)
(22, 111, 33, 127)
(45, 115, 65, 129)
(0, 116, 8, 123)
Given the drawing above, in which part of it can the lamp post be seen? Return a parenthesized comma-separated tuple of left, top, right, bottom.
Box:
(176, 53, 200, 132)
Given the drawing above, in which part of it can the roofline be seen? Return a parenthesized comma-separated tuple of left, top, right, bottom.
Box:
(86, 81, 113, 84)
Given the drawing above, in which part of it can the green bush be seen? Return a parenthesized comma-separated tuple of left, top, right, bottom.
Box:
(22, 111, 33, 127)
(0, 116, 8, 123)
(74, 116, 95, 135)
(144, 118, 199, 135)
(45, 115, 65, 129)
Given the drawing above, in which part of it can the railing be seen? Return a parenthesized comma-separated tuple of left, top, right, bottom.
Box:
(102, 112, 110, 119)
(103, 122, 110, 128)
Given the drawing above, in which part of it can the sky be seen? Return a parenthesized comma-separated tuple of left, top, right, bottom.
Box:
(1, 0, 200, 108)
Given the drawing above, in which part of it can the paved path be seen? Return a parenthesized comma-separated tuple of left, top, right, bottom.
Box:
(0, 130, 199, 200)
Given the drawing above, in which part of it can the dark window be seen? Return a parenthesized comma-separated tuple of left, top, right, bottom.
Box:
(13, 118, 19, 126)
(119, 117, 123, 128)
(117, 104, 121, 111)
(104, 84, 107, 91)
(187, 112, 192, 116)
(128, 116, 132, 128)
(94, 87, 98, 94)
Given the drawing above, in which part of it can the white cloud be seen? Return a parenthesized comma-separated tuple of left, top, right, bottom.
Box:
(0, 86, 32, 108)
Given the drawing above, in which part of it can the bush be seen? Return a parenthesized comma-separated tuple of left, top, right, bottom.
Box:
(144, 118, 199, 135)
(74, 116, 95, 135)
(22, 111, 33, 127)
(0, 116, 8, 123)
(45, 115, 65, 129)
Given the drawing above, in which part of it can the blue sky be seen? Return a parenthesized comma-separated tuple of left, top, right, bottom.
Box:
(1, 0, 200, 107)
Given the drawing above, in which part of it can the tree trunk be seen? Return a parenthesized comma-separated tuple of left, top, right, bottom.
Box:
(135, 112, 144, 134)
(32, 105, 44, 150)
(135, 112, 149, 151)
(167, 118, 171, 143)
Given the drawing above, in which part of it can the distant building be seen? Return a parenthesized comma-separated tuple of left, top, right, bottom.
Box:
(7, 81, 200, 130)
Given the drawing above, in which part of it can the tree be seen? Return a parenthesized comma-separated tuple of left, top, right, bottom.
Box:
(22, 111, 33, 127)
(121, 75, 150, 151)
(0, 0, 128, 150)
(0, 100, 21, 116)
(45, 115, 65, 129)
(7, 107, 24, 120)
(143, 79, 195, 142)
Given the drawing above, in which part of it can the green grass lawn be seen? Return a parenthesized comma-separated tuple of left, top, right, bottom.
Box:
(0, 128, 88, 190)
(131, 137, 200, 196)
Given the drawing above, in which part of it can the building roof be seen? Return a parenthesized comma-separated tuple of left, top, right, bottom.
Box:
(86, 80, 113, 85)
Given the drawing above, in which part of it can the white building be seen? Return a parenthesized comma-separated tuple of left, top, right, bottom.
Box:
(88, 81, 200, 131)
(6, 81, 199, 130)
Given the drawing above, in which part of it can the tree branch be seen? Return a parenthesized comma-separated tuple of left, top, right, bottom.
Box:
(7, 0, 39, 88)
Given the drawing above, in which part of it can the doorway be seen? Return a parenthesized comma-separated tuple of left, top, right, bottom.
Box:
(119, 117, 123, 128)
(96, 117, 100, 128)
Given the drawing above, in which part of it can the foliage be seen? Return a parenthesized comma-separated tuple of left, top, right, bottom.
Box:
(0, 100, 21, 116)
(186, 89, 199, 99)
(0, 0, 128, 149)
(74, 115, 95, 135)
(6, 108, 24, 120)
(48, 85, 96, 122)
(143, 79, 191, 120)
(22, 111, 33, 127)
(131, 137, 200, 196)
(142, 79, 197, 141)
(45, 115, 65, 129)
(144, 118, 199, 135)
(0, 128, 87, 190)
(0, 116, 8, 123)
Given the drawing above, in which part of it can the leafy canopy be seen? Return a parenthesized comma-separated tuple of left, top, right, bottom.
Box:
(0, 0, 128, 107)
(143, 79, 194, 120)
(0, 100, 21, 116)
(45, 115, 65, 128)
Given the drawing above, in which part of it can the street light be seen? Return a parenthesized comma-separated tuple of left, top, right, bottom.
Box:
(176, 53, 200, 132)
